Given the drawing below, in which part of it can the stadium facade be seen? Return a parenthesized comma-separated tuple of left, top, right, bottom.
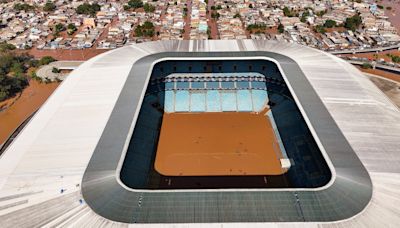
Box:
(0, 40, 399, 227)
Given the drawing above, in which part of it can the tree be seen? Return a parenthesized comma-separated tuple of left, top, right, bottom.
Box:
(55, 23, 65, 33)
(135, 21, 155, 37)
(39, 56, 56, 66)
(283, 7, 295, 17)
(0, 48, 31, 101)
(211, 12, 220, 19)
(246, 23, 267, 33)
(14, 3, 34, 11)
(52, 67, 60, 73)
(233, 13, 241, 18)
(314, 25, 326, 34)
(300, 10, 310, 23)
(76, 3, 101, 16)
(344, 14, 362, 31)
(67, 23, 77, 35)
(0, 42, 16, 52)
(43, 2, 56, 12)
(128, 0, 143, 9)
(324, 19, 337, 28)
(316, 10, 327, 17)
(361, 63, 372, 69)
(278, 23, 284, 33)
(143, 3, 155, 13)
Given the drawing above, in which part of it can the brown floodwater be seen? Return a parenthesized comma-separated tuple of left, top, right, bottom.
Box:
(155, 108, 285, 176)
(0, 80, 59, 146)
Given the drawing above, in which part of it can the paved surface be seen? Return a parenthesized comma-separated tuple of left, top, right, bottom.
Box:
(36, 61, 83, 81)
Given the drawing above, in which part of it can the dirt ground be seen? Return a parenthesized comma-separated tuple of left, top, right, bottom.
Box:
(155, 108, 285, 176)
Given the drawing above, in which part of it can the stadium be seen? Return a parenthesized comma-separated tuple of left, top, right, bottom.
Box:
(0, 40, 399, 227)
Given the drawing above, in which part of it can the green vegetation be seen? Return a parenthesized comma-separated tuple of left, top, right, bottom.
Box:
(211, 11, 220, 19)
(344, 14, 362, 31)
(324, 19, 337, 28)
(135, 21, 155, 37)
(278, 23, 284, 33)
(283, 7, 296, 17)
(0, 43, 33, 101)
(52, 67, 60, 73)
(377, 5, 384, 9)
(361, 63, 372, 69)
(125, 0, 143, 10)
(386, 54, 400, 63)
(210, 5, 221, 19)
(316, 10, 327, 17)
(144, 3, 155, 13)
(300, 10, 311, 23)
(314, 25, 326, 34)
(387, 6, 392, 10)
(14, 3, 34, 12)
(67, 23, 77, 35)
(76, 2, 101, 16)
(233, 13, 241, 19)
(43, 2, 56, 12)
(38, 56, 56, 66)
(53, 23, 65, 37)
(183, 7, 188, 17)
(0, 43, 16, 52)
(246, 23, 267, 33)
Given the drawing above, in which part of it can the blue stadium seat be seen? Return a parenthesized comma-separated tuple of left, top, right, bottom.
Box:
(221, 92, 237, 111)
(221, 81, 235, 89)
(190, 92, 206, 112)
(237, 90, 253, 112)
(191, 81, 205, 89)
(164, 91, 174, 113)
(206, 90, 221, 112)
(252, 90, 268, 111)
(206, 81, 219, 89)
(175, 91, 190, 112)
(165, 82, 175, 90)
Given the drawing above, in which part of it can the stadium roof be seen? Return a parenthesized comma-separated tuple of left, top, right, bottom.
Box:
(0, 40, 400, 227)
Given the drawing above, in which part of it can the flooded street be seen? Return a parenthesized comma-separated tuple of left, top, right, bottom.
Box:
(0, 80, 59, 146)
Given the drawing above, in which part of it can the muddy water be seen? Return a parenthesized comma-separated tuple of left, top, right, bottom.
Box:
(0, 80, 59, 145)
(155, 109, 285, 176)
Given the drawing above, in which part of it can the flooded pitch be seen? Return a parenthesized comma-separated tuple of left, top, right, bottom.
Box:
(155, 108, 285, 176)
